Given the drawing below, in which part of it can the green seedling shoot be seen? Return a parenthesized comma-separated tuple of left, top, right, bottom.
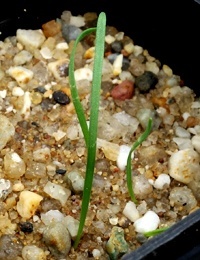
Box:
(126, 118, 152, 204)
(69, 11, 153, 249)
(69, 12, 106, 249)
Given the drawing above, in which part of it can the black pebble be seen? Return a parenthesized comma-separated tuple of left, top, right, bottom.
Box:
(135, 71, 158, 93)
(19, 222, 33, 233)
(56, 168, 67, 175)
(53, 90, 70, 105)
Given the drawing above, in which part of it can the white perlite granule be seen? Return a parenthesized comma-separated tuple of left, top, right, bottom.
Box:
(134, 210, 160, 233)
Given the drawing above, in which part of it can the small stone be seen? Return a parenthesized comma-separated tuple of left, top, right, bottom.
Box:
(135, 71, 158, 92)
(0, 235, 23, 259)
(74, 67, 93, 81)
(16, 190, 43, 219)
(16, 29, 46, 51)
(62, 24, 82, 43)
(106, 226, 128, 259)
(116, 144, 133, 171)
(169, 148, 200, 184)
(97, 138, 120, 161)
(4, 151, 26, 179)
(153, 174, 171, 190)
(123, 201, 140, 222)
(111, 80, 134, 101)
(56, 169, 67, 175)
(134, 210, 160, 233)
(43, 222, 71, 259)
(64, 170, 84, 194)
(43, 181, 71, 206)
(13, 50, 33, 65)
(169, 186, 197, 215)
(0, 179, 12, 200)
(0, 115, 15, 150)
(47, 59, 69, 80)
(42, 20, 61, 38)
(111, 41, 123, 53)
(19, 222, 33, 233)
(53, 90, 70, 105)
(64, 215, 79, 240)
(22, 245, 47, 260)
(113, 54, 123, 76)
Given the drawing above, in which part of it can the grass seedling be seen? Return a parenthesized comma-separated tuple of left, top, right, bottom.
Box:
(126, 118, 152, 203)
(144, 227, 169, 237)
(69, 12, 106, 249)
(69, 11, 153, 249)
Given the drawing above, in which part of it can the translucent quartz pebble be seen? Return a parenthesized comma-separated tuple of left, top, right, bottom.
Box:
(43, 222, 71, 258)
(0, 115, 15, 150)
(22, 245, 46, 260)
(43, 181, 71, 206)
(4, 151, 26, 179)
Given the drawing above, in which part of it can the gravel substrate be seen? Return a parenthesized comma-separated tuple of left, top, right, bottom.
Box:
(0, 10, 200, 260)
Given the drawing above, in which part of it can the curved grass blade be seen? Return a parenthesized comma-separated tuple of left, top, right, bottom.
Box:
(69, 27, 96, 147)
(126, 118, 153, 203)
(73, 12, 106, 249)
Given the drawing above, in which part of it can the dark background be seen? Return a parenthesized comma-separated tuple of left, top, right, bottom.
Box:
(0, 0, 200, 95)
(1, 1, 200, 258)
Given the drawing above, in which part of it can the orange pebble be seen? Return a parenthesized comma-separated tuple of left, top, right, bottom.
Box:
(42, 20, 61, 37)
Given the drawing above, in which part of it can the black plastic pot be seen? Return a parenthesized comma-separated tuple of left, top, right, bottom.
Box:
(1, 0, 200, 259)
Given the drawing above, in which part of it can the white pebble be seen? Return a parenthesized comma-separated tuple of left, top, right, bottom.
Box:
(92, 249, 101, 258)
(172, 137, 193, 150)
(41, 210, 64, 225)
(6, 66, 33, 88)
(134, 210, 160, 233)
(21, 91, 31, 117)
(113, 54, 123, 76)
(70, 15, 85, 27)
(109, 217, 118, 225)
(153, 174, 170, 190)
(117, 145, 133, 171)
(0, 115, 15, 150)
(133, 45, 143, 57)
(40, 47, 53, 59)
(169, 148, 200, 184)
(12, 86, 24, 96)
(105, 34, 115, 44)
(74, 67, 93, 81)
(16, 29, 46, 50)
(0, 89, 7, 98)
(175, 126, 191, 138)
(191, 135, 200, 153)
(162, 64, 173, 77)
(17, 190, 43, 219)
(56, 42, 69, 50)
(124, 42, 134, 54)
(145, 61, 159, 75)
(22, 245, 46, 260)
(13, 50, 33, 65)
(123, 201, 140, 222)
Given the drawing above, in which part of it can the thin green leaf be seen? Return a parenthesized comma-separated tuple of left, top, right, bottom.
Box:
(73, 12, 106, 249)
(144, 227, 169, 237)
(126, 118, 153, 203)
(69, 27, 96, 147)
